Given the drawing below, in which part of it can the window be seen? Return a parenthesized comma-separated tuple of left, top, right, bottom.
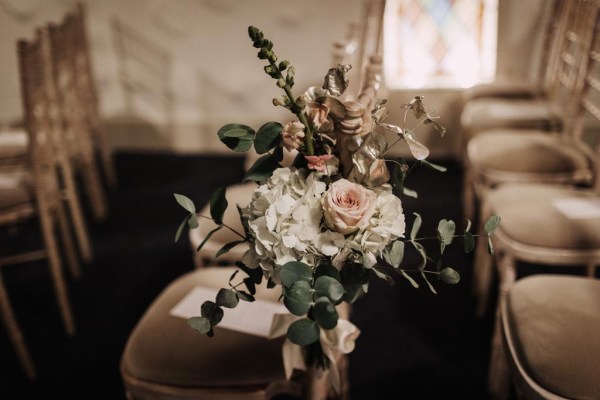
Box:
(384, 0, 498, 89)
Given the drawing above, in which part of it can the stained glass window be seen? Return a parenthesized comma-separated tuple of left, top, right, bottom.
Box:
(384, 0, 498, 89)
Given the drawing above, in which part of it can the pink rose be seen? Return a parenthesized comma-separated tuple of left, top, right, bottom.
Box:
(305, 102, 330, 129)
(322, 179, 377, 234)
(281, 121, 305, 151)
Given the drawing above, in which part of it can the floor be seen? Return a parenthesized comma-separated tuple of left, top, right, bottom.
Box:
(0, 153, 497, 399)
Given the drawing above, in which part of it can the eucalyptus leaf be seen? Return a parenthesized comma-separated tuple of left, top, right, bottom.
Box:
(403, 187, 418, 198)
(236, 290, 255, 302)
(421, 159, 447, 172)
(201, 301, 224, 326)
(216, 288, 239, 308)
(340, 264, 367, 304)
(437, 219, 456, 254)
(314, 298, 339, 329)
(254, 122, 283, 154)
(440, 267, 460, 285)
(384, 240, 405, 268)
(287, 318, 320, 346)
(174, 214, 189, 243)
(174, 193, 195, 213)
(187, 316, 211, 334)
(372, 267, 394, 285)
(243, 153, 281, 183)
(235, 261, 263, 284)
(196, 225, 223, 252)
(484, 215, 501, 235)
(399, 270, 419, 288)
(410, 213, 422, 240)
(216, 240, 246, 258)
(209, 187, 228, 225)
(421, 272, 438, 294)
(411, 240, 427, 270)
(466, 219, 472, 232)
(314, 264, 341, 282)
(314, 276, 345, 303)
(487, 236, 495, 255)
(463, 231, 475, 253)
(187, 214, 199, 229)
(229, 269, 239, 284)
(244, 277, 256, 295)
(280, 261, 313, 288)
(284, 281, 312, 316)
(218, 124, 255, 152)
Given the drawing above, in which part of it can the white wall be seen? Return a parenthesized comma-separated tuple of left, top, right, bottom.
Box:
(0, 0, 547, 156)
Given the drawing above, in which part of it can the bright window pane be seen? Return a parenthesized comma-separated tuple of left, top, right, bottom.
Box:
(384, 0, 498, 89)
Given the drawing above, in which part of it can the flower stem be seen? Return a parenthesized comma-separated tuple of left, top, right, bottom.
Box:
(195, 214, 246, 239)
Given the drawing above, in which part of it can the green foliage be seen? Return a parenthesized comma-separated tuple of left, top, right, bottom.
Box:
(217, 124, 255, 152)
(314, 298, 338, 329)
(314, 264, 341, 283)
(314, 276, 344, 303)
(280, 261, 312, 288)
(411, 241, 427, 270)
(216, 288, 239, 308)
(463, 232, 475, 253)
(188, 316, 211, 334)
(243, 149, 282, 182)
(399, 269, 419, 288)
(283, 281, 312, 316)
(437, 219, 455, 254)
(484, 215, 501, 235)
(287, 318, 320, 346)
(201, 301, 224, 326)
(254, 122, 283, 154)
(235, 289, 255, 302)
(209, 186, 228, 225)
(340, 263, 369, 303)
(410, 213, 422, 240)
(196, 225, 223, 252)
(384, 241, 405, 268)
(421, 271, 437, 294)
(174, 193, 195, 213)
(216, 240, 246, 258)
(174, 214, 190, 243)
(440, 268, 460, 285)
(487, 236, 495, 255)
(235, 261, 263, 285)
(420, 159, 447, 172)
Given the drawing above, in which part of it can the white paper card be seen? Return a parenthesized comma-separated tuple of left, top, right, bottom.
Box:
(170, 286, 288, 338)
(552, 198, 600, 219)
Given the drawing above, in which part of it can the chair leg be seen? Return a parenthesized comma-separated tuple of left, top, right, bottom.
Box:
(488, 251, 516, 400)
(38, 204, 76, 336)
(473, 200, 494, 317)
(55, 201, 82, 280)
(81, 160, 108, 221)
(0, 273, 36, 380)
(60, 159, 93, 263)
(586, 263, 596, 278)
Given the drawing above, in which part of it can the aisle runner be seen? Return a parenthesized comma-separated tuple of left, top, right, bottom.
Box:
(170, 286, 287, 338)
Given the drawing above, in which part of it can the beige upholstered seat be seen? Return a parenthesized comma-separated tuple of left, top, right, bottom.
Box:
(502, 275, 600, 399)
(0, 129, 28, 167)
(121, 267, 350, 399)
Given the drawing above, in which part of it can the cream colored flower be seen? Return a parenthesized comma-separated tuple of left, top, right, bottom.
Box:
(281, 121, 305, 151)
(305, 102, 330, 129)
(322, 179, 377, 235)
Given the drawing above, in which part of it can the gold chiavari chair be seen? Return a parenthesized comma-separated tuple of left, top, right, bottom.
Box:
(463, 0, 599, 223)
(1, 28, 82, 379)
(501, 275, 600, 400)
(473, 4, 600, 396)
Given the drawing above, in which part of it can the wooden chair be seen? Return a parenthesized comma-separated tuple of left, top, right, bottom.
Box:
(120, 266, 351, 400)
(463, 0, 600, 223)
(501, 275, 600, 399)
(1, 28, 82, 379)
(472, 9, 600, 391)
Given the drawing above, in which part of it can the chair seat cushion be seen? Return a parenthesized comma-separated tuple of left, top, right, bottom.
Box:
(468, 131, 592, 179)
(0, 171, 32, 211)
(0, 129, 28, 159)
(121, 267, 287, 388)
(505, 275, 600, 399)
(461, 98, 559, 136)
(488, 184, 600, 250)
(462, 80, 540, 102)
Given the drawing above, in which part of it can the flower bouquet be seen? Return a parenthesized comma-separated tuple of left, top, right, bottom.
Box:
(174, 26, 499, 393)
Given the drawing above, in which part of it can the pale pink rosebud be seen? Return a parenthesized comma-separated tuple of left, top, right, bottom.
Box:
(281, 121, 305, 151)
(305, 154, 334, 173)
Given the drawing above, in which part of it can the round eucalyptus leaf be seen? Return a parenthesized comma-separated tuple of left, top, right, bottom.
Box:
(284, 281, 312, 316)
(187, 316, 211, 334)
(314, 264, 341, 282)
(280, 261, 313, 288)
(216, 288, 239, 308)
(314, 276, 344, 303)
(440, 267, 460, 285)
(314, 298, 338, 329)
(254, 121, 283, 154)
(201, 301, 224, 325)
(287, 318, 320, 346)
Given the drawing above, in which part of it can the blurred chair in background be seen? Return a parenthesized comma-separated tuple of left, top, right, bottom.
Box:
(501, 275, 600, 399)
(463, 0, 599, 223)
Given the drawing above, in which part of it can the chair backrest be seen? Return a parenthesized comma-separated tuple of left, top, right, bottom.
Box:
(18, 29, 62, 207)
(547, 0, 599, 129)
(356, 0, 385, 98)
